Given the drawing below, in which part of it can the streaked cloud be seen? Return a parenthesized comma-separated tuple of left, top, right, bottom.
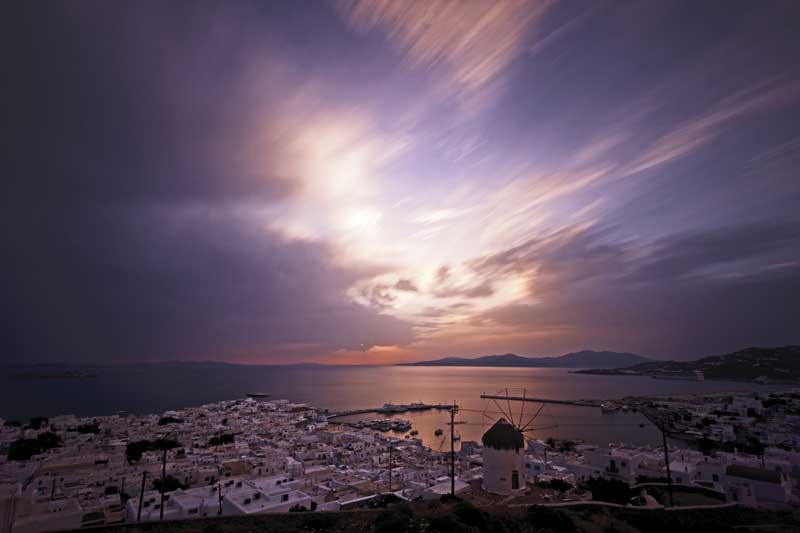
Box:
(338, 0, 550, 105)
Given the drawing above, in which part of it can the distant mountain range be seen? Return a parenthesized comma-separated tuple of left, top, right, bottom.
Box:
(400, 350, 652, 369)
(574, 346, 800, 382)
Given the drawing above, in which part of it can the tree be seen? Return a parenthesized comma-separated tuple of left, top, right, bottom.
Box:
(152, 475, 187, 494)
(26, 417, 49, 430)
(528, 506, 575, 532)
(535, 479, 573, 492)
(125, 440, 152, 463)
(152, 438, 181, 451)
(7, 432, 62, 461)
(158, 416, 183, 426)
(208, 434, 234, 446)
(581, 477, 633, 505)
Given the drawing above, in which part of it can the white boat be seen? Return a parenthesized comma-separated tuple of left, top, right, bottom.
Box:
(601, 402, 619, 414)
(453, 434, 461, 441)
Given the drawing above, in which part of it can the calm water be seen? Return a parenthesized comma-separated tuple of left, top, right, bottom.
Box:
(0, 365, 775, 449)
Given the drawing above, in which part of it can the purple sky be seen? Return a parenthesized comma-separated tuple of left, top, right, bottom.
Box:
(3, 1, 800, 364)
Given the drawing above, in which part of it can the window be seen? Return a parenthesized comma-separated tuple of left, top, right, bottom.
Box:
(511, 470, 519, 490)
(712, 474, 719, 482)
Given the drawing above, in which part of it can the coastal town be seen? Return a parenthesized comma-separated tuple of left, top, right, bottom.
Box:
(1, 390, 798, 532)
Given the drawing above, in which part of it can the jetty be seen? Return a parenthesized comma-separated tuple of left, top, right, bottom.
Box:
(327, 402, 452, 419)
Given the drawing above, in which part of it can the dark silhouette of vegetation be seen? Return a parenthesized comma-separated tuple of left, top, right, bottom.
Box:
(25, 416, 49, 430)
(158, 416, 183, 426)
(535, 479, 573, 492)
(581, 477, 633, 505)
(697, 436, 718, 455)
(126, 438, 182, 463)
(761, 397, 786, 408)
(374, 510, 410, 533)
(209, 433, 235, 446)
(125, 440, 152, 463)
(76, 423, 100, 434)
(7, 432, 62, 461)
(152, 475, 187, 493)
(3, 420, 21, 427)
(636, 475, 669, 484)
(453, 501, 486, 529)
(528, 506, 576, 532)
(152, 438, 181, 451)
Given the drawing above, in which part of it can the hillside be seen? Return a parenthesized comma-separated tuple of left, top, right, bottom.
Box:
(575, 346, 800, 382)
(93, 498, 799, 533)
(402, 350, 651, 369)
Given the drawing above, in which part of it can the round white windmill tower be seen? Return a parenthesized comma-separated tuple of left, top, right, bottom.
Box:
(482, 418, 525, 495)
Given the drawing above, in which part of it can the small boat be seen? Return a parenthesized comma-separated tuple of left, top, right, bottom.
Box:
(600, 402, 619, 414)
(453, 434, 461, 441)
(409, 430, 419, 436)
(435, 428, 444, 436)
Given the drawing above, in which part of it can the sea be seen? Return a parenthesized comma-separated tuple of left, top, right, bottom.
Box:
(0, 364, 781, 451)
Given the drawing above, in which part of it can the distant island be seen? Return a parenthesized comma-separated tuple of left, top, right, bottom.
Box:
(574, 346, 800, 383)
(400, 350, 652, 369)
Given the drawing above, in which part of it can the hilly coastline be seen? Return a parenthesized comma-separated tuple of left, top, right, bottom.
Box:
(401, 350, 652, 369)
(574, 346, 800, 382)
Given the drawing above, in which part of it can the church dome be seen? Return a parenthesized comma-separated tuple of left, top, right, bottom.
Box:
(481, 418, 524, 451)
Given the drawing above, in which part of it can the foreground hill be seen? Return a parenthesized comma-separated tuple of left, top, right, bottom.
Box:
(401, 350, 651, 369)
(94, 498, 799, 533)
(576, 345, 800, 382)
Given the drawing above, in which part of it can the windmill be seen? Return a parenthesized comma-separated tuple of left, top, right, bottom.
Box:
(478, 388, 559, 449)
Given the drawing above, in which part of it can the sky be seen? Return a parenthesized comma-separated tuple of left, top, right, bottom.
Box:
(3, 1, 800, 365)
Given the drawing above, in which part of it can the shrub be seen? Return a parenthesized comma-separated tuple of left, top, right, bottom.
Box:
(528, 506, 575, 532)
(125, 440, 152, 463)
(76, 423, 100, 434)
(454, 501, 485, 529)
(428, 514, 475, 533)
(374, 511, 411, 533)
(208, 433, 235, 446)
(152, 475, 187, 493)
(535, 479, 573, 492)
(25, 417, 49, 430)
(158, 416, 183, 426)
(582, 477, 633, 505)
(7, 432, 62, 461)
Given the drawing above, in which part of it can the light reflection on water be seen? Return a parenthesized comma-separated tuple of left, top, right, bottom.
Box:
(1, 365, 776, 447)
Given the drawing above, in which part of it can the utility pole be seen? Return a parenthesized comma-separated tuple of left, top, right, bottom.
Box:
(388, 440, 393, 493)
(661, 428, 674, 507)
(160, 448, 167, 520)
(449, 402, 458, 495)
(137, 471, 147, 522)
(217, 465, 223, 515)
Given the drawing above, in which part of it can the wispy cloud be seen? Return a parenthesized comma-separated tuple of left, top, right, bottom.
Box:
(338, 0, 551, 105)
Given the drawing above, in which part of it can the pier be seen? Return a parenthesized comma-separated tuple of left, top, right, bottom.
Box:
(326, 403, 453, 419)
(479, 394, 599, 408)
